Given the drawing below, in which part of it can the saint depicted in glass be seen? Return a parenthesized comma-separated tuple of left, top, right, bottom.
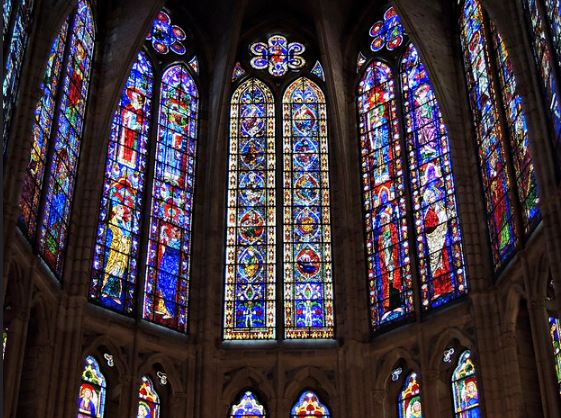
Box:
(90, 51, 153, 313)
(290, 391, 330, 418)
(137, 376, 160, 418)
(398, 372, 422, 418)
(549, 316, 561, 396)
(283, 77, 334, 339)
(77, 356, 106, 418)
(229, 391, 266, 418)
(224, 78, 276, 340)
(142, 64, 198, 332)
(451, 350, 481, 417)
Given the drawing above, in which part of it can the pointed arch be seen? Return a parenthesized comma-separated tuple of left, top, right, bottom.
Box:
(357, 59, 412, 328)
(138, 376, 160, 418)
(77, 355, 106, 417)
(90, 51, 154, 313)
(142, 63, 199, 332)
(400, 43, 467, 309)
(290, 390, 330, 417)
(398, 372, 422, 418)
(229, 390, 267, 418)
(223, 77, 276, 340)
(18, 0, 95, 276)
(451, 350, 481, 417)
(282, 77, 334, 339)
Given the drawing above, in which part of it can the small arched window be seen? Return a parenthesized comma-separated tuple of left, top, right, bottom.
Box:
(229, 390, 266, 418)
(290, 391, 330, 418)
(19, 0, 95, 276)
(459, 0, 541, 269)
(451, 350, 481, 417)
(90, 9, 199, 333)
(356, 4, 467, 332)
(398, 372, 422, 418)
(77, 355, 106, 418)
(3, 0, 35, 153)
(137, 376, 160, 418)
(548, 316, 561, 395)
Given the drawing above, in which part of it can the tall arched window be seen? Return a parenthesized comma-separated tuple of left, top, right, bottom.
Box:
(290, 391, 330, 418)
(138, 376, 160, 418)
(357, 5, 467, 331)
(77, 356, 106, 418)
(548, 316, 561, 396)
(18, 0, 95, 277)
(459, 0, 540, 269)
(451, 350, 481, 417)
(229, 390, 266, 418)
(223, 34, 334, 340)
(3, 0, 34, 153)
(398, 372, 422, 418)
(522, 0, 561, 160)
(90, 9, 199, 333)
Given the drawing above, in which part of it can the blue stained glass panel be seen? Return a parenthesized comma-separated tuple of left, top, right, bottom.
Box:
(369, 6, 404, 52)
(250, 35, 306, 77)
(77, 356, 106, 418)
(400, 43, 467, 309)
(90, 51, 153, 313)
(291, 391, 330, 418)
(398, 372, 422, 418)
(37, 0, 95, 275)
(230, 391, 266, 418)
(452, 351, 481, 417)
(146, 10, 187, 55)
(143, 64, 198, 332)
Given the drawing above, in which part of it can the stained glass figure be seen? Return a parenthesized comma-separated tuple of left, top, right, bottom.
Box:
(357, 52, 367, 73)
(26, 0, 95, 276)
(250, 35, 306, 77)
(310, 61, 325, 81)
(77, 356, 106, 418)
(224, 78, 276, 340)
(3, 0, 34, 153)
(369, 6, 404, 52)
(188, 56, 199, 74)
(398, 372, 422, 418)
(90, 51, 154, 313)
(19, 19, 69, 240)
(146, 10, 187, 55)
(290, 391, 330, 418)
(452, 350, 481, 418)
(230, 391, 266, 418)
(400, 43, 467, 309)
(460, 0, 517, 267)
(491, 28, 540, 233)
(232, 62, 247, 82)
(524, 0, 561, 160)
(283, 77, 334, 339)
(549, 316, 561, 396)
(137, 376, 160, 418)
(143, 64, 198, 332)
(358, 60, 413, 328)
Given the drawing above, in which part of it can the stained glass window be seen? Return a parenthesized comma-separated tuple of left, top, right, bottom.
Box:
(523, 0, 561, 160)
(290, 391, 330, 418)
(229, 391, 266, 418)
(310, 61, 325, 82)
(77, 356, 106, 418)
(146, 10, 186, 55)
(491, 28, 540, 233)
(3, 0, 34, 153)
(137, 376, 160, 418)
(232, 62, 247, 82)
(357, 52, 367, 72)
(17, 0, 95, 277)
(357, 6, 467, 330)
(283, 77, 334, 339)
(451, 350, 481, 417)
(188, 56, 199, 74)
(369, 6, 404, 52)
(250, 35, 306, 77)
(549, 316, 561, 396)
(398, 372, 422, 418)
(460, 0, 518, 267)
(90, 51, 154, 313)
(401, 43, 467, 309)
(143, 64, 198, 332)
(20, 19, 69, 240)
(224, 78, 276, 340)
(358, 60, 412, 328)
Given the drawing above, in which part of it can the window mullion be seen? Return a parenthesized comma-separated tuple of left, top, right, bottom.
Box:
(275, 82, 284, 341)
